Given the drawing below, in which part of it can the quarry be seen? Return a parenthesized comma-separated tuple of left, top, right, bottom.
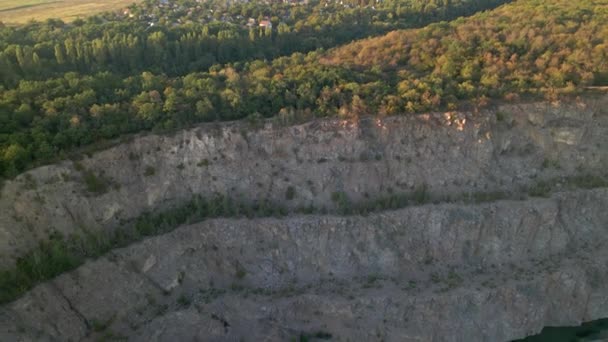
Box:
(1, 96, 607, 341)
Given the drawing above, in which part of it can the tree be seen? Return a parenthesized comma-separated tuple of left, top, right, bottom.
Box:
(3, 144, 29, 175)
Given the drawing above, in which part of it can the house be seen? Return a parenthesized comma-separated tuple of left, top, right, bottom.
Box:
(122, 8, 135, 18)
(259, 20, 272, 29)
(247, 18, 256, 28)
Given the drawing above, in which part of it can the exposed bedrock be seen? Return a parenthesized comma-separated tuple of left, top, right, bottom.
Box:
(1, 97, 608, 341)
(1, 188, 607, 341)
(1, 97, 607, 268)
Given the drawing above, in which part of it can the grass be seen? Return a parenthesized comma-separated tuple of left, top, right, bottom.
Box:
(0, 0, 140, 24)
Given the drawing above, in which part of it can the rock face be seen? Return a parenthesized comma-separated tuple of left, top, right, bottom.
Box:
(1, 97, 607, 268)
(0, 96, 608, 341)
(1, 188, 607, 341)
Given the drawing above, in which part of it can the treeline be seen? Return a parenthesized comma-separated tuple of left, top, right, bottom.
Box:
(1, 0, 607, 179)
(0, 0, 510, 86)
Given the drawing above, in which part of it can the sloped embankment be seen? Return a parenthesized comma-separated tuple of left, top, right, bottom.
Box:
(1, 97, 607, 268)
(1, 188, 607, 341)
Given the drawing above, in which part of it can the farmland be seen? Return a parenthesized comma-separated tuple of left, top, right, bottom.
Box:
(0, 0, 139, 24)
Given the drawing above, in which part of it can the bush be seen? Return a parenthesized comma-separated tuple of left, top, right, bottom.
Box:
(235, 267, 247, 279)
(495, 111, 507, 121)
(331, 191, 351, 213)
(144, 166, 156, 176)
(82, 170, 109, 194)
(177, 294, 191, 307)
(472, 191, 507, 203)
(0, 232, 79, 304)
(285, 186, 296, 200)
(528, 181, 551, 198)
(412, 184, 429, 204)
(568, 175, 608, 189)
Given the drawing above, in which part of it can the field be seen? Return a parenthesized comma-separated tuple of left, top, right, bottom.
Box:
(0, 0, 140, 24)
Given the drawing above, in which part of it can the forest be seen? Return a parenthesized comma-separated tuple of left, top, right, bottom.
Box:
(0, 0, 607, 179)
(0, 0, 509, 84)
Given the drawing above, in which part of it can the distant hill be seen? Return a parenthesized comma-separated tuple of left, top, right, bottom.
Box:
(317, 0, 608, 112)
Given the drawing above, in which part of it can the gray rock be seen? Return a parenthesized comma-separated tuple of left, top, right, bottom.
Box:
(1, 97, 608, 341)
(1, 189, 607, 341)
(0, 97, 607, 267)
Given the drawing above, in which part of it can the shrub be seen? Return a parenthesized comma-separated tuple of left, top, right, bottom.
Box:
(285, 186, 296, 200)
(412, 184, 429, 204)
(72, 161, 85, 171)
(0, 232, 79, 304)
(314, 331, 333, 339)
(331, 191, 351, 214)
(568, 174, 608, 189)
(91, 316, 115, 332)
(528, 181, 551, 198)
(22, 173, 37, 190)
(495, 111, 507, 121)
(472, 191, 507, 203)
(83, 170, 109, 194)
(144, 166, 156, 176)
(177, 294, 191, 307)
(246, 112, 264, 128)
(235, 267, 247, 279)
(541, 158, 560, 169)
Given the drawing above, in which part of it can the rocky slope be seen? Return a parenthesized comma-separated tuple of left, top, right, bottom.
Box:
(0, 96, 607, 341)
(1, 188, 607, 341)
(1, 96, 607, 268)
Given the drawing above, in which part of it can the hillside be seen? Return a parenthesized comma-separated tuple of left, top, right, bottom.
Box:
(320, 0, 608, 110)
(2, 189, 608, 341)
(1, 95, 607, 340)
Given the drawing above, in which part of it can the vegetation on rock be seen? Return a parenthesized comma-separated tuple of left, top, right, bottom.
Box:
(2, 173, 606, 305)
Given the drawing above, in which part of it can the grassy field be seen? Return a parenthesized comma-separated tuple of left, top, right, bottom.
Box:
(0, 0, 140, 24)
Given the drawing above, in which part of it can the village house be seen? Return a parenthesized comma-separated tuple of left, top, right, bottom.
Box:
(122, 8, 135, 18)
(259, 19, 272, 29)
